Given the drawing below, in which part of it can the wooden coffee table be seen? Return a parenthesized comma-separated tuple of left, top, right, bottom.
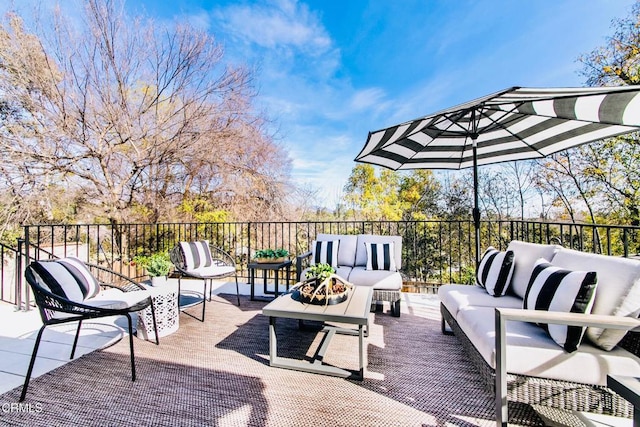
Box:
(262, 285, 373, 379)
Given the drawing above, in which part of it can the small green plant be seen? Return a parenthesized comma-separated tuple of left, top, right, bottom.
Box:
(254, 248, 290, 259)
(132, 252, 172, 277)
(305, 263, 335, 282)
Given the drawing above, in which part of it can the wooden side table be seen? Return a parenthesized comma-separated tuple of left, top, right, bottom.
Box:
(248, 260, 292, 301)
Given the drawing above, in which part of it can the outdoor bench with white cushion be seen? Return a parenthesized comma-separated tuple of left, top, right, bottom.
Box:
(296, 233, 403, 317)
(438, 240, 640, 424)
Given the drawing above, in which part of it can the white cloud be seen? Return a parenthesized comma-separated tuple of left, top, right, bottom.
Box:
(216, 0, 331, 54)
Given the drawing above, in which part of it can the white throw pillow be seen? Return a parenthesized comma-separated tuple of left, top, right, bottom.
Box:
(476, 247, 514, 297)
(365, 242, 397, 271)
(311, 240, 339, 267)
(523, 258, 598, 353)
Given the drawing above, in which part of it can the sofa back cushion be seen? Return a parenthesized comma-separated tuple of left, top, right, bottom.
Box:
(355, 235, 402, 269)
(552, 248, 640, 350)
(316, 234, 358, 267)
(507, 240, 561, 299)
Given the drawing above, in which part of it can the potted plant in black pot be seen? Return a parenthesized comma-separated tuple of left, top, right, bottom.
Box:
(253, 248, 290, 263)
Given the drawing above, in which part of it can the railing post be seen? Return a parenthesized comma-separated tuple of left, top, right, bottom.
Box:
(16, 237, 25, 311)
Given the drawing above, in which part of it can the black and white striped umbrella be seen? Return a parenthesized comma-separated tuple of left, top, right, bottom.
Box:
(355, 86, 640, 262)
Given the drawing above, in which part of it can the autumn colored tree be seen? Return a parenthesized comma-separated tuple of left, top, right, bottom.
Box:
(0, 0, 291, 229)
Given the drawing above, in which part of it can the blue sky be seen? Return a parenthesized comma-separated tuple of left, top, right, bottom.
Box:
(3, 0, 637, 207)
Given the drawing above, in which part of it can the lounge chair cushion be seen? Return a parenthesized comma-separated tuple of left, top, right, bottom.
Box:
(180, 265, 236, 279)
(456, 305, 640, 386)
(179, 240, 213, 270)
(85, 288, 151, 310)
(552, 248, 640, 350)
(438, 284, 522, 318)
(311, 240, 339, 267)
(476, 247, 514, 296)
(507, 241, 560, 299)
(523, 259, 598, 352)
(365, 242, 397, 271)
(314, 234, 358, 267)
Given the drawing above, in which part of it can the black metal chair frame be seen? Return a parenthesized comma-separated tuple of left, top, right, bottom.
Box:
(21, 260, 159, 402)
(170, 243, 240, 322)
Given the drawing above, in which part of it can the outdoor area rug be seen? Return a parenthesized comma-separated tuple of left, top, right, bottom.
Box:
(0, 294, 546, 426)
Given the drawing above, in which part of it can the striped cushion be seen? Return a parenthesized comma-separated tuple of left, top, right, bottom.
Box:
(58, 257, 100, 299)
(179, 241, 213, 271)
(30, 261, 85, 302)
(476, 247, 514, 297)
(365, 242, 397, 271)
(523, 258, 598, 353)
(312, 240, 339, 267)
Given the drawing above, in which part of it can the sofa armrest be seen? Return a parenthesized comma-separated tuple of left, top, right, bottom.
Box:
(494, 307, 640, 426)
(295, 251, 312, 282)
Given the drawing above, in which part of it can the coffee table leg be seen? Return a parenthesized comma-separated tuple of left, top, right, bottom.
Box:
(359, 324, 364, 377)
(269, 316, 277, 365)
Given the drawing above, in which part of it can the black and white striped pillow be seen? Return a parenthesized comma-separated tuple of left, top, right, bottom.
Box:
(179, 240, 213, 271)
(365, 242, 397, 271)
(524, 259, 598, 353)
(30, 258, 100, 302)
(476, 247, 514, 297)
(312, 240, 339, 267)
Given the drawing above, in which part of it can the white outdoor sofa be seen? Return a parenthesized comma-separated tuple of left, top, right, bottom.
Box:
(438, 240, 640, 423)
(296, 233, 403, 316)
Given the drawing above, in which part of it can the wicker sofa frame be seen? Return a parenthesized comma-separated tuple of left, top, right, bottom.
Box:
(441, 303, 639, 419)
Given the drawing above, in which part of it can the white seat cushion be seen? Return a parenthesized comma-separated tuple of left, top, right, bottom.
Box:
(183, 265, 236, 279)
(438, 284, 522, 318)
(348, 266, 401, 290)
(456, 306, 640, 385)
(85, 288, 151, 310)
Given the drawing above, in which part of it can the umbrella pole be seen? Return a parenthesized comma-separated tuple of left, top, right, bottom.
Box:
(472, 138, 481, 268)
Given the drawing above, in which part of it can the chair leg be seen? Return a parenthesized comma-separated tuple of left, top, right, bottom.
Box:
(391, 299, 401, 317)
(200, 280, 206, 322)
(20, 325, 47, 402)
(208, 278, 213, 302)
(125, 313, 136, 381)
(235, 274, 240, 306)
(70, 319, 83, 359)
(150, 301, 159, 345)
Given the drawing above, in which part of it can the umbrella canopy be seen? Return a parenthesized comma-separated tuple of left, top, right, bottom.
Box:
(355, 86, 640, 263)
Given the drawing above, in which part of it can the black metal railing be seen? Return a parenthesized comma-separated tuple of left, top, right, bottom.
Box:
(9, 219, 640, 309)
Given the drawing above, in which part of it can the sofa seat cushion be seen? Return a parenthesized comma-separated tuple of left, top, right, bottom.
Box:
(438, 284, 522, 318)
(348, 266, 401, 290)
(315, 234, 358, 267)
(507, 241, 561, 299)
(456, 306, 640, 385)
(552, 248, 640, 351)
(300, 266, 353, 283)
